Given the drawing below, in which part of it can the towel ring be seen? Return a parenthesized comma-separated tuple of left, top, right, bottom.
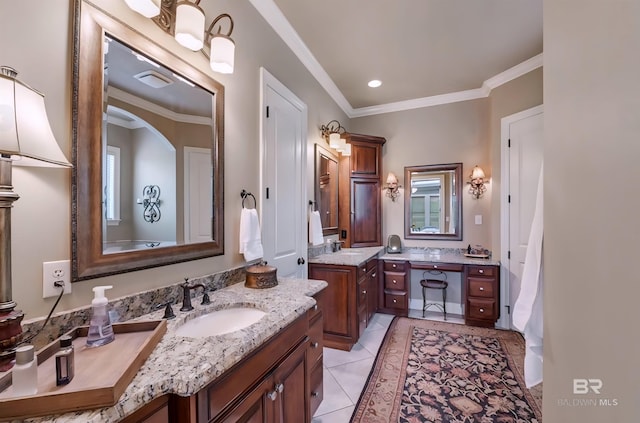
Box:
(241, 190, 257, 208)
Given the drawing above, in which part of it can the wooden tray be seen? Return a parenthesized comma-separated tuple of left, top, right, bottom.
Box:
(0, 320, 167, 420)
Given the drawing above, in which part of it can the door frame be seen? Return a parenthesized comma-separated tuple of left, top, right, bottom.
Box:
(499, 104, 543, 329)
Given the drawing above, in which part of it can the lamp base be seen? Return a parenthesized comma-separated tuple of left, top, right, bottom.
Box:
(0, 308, 24, 371)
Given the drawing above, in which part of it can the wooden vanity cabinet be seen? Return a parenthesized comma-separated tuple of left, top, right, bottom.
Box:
(379, 260, 409, 316)
(307, 291, 324, 417)
(464, 265, 500, 327)
(170, 309, 321, 423)
(309, 260, 376, 351)
(121, 395, 170, 423)
(338, 133, 386, 247)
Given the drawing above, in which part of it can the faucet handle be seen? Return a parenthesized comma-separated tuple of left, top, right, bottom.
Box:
(155, 301, 176, 320)
(201, 292, 211, 305)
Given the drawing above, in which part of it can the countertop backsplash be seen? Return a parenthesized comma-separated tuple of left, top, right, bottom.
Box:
(20, 265, 248, 350)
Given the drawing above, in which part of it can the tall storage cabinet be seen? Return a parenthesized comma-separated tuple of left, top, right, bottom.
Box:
(338, 133, 386, 248)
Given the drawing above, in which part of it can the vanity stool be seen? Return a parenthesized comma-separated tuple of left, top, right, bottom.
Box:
(420, 270, 448, 320)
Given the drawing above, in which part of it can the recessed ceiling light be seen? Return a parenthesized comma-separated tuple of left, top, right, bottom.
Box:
(368, 80, 382, 88)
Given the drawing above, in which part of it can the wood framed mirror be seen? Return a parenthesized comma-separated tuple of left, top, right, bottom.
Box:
(71, 0, 224, 281)
(404, 163, 462, 241)
(314, 143, 339, 236)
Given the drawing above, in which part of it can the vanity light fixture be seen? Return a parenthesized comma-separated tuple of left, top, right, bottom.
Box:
(384, 172, 401, 201)
(467, 165, 487, 199)
(0, 66, 72, 370)
(320, 120, 350, 156)
(125, 0, 236, 74)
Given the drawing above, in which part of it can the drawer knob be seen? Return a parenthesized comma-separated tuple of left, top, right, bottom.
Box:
(393, 299, 397, 303)
(362, 290, 367, 294)
(276, 383, 284, 393)
(311, 392, 319, 398)
(392, 264, 397, 268)
(479, 308, 485, 313)
(268, 391, 277, 401)
(393, 279, 397, 284)
(372, 272, 376, 277)
(479, 269, 484, 274)
(313, 304, 318, 311)
(311, 341, 319, 348)
(434, 265, 438, 269)
(479, 287, 484, 291)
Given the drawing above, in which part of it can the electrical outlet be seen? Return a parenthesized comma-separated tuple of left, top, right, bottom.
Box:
(43, 260, 72, 298)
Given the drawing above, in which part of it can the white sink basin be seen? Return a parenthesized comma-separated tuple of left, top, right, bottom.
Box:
(174, 307, 267, 338)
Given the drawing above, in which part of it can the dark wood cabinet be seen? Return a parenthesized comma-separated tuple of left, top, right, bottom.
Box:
(338, 133, 386, 247)
(310, 260, 377, 351)
(464, 265, 500, 327)
(121, 396, 169, 423)
(379, 260, 409, 316)
(307, 292, 324, 418)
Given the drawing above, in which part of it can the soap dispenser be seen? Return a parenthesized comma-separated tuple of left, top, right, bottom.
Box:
(86, 285, 115, 347)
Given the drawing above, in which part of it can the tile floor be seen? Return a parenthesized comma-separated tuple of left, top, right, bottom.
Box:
(311, 309, 464, 422)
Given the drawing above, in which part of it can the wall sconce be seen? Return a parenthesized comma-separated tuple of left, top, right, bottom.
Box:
(467, 165, 487, 199)
(320, 120, 350, 156)
(125, 0, 236, 74)
(0, 66, 72, 370)
(385, 172, 401, 201)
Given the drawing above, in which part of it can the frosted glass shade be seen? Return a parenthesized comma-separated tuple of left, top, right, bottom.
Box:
(0, 69, 71, 167)
(175, 2, 206, 51)
(471, 165, 485, 180)
(210, 35, 235, 74)
(124, 0, 160, 18)
(329, 133, 341, 149)
(340, 143, 351, 157)
(386, 172, 399, 185)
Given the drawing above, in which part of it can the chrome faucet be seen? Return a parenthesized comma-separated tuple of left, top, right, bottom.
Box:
(180, 279, 209, 311)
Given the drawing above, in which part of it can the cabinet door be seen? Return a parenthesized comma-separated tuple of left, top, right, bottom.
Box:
(273, 340, 308, 423)
(309, 265, 355, 339)
(217, 376, 272, 423)
(366, 265, 378, 322)
(349, 141, 380, 178)
(351, 179, 381, 246)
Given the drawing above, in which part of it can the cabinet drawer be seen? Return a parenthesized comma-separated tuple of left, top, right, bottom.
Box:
(384, 261, 406, 272)
(384, 272, 406, 290)
(413, 262, 464, 272)
(467, 298, 496, 320)
(308, 312, 323, 365)
(366, 258, 378, 272)
(384, 291, 407, 310)
(468, 278, 495, 298)
(467, 265, 496, 277)
(309, 359, 324, 416)
(358, 278, 368, 306)
(358, 264, 367, 279)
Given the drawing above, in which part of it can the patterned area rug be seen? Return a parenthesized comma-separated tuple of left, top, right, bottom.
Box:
(351, 318, 542, 422)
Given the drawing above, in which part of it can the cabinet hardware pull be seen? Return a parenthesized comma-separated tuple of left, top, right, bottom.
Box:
(267, 391, 277, 401)
(479, 287, 484, 291)
(372, 273, 376, 277)
(479, 269, 484, 274)
(434, 265, 438, 269)
(311, 342, 319, 348)
(311, 392, 319, 397)
(392, 264, 396, 268)
(479, 308, 485, 313)
(276, 383, 284, 393)
(313, 304, 318, 311)
(362, 290, 367, 294)
(393, 280, 397, 284)
(393, 299, 397, 303)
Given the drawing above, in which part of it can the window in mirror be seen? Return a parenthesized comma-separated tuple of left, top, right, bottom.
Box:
(314, 144, 339, 235)
(404, 163, 462, 240)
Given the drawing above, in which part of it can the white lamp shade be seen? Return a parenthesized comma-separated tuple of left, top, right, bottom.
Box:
(328, 133, 341, 149)
(471, 166, 485, 180)
(386, 172, 399, 185)
(124, 0, 160, 18)
(210, 35, 235, 74)
(175, 2, 205, 51)
(340, 143, 351, 157)
(0, 71, 71, 167)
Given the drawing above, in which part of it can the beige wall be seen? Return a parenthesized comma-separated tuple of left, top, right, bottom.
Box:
(0, 0, 345, 319)
(543, 0, 640, 421)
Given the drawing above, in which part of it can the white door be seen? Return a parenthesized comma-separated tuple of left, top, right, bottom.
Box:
(184, 147, 212, 243)
(500, 105, 543, 329)
(260, 68, 307, 278)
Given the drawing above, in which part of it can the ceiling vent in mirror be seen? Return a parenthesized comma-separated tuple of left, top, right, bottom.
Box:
(134, 70, 173, 88)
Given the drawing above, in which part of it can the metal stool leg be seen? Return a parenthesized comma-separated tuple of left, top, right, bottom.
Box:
(422, 286, 427, 318)
(442, 286, 447, 321)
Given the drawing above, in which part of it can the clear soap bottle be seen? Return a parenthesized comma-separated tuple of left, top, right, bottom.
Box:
(55, 335, 75, 385)
(12, 344, 38, 396)
(86, 285, 115, 347)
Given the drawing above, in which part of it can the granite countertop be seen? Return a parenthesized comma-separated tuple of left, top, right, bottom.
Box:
(379, 248, 501, 267)
(307, 246, 385, 266)
(19, 278, 327, 423)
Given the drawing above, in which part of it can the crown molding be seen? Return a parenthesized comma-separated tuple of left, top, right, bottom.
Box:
(252, 0, 543, 118)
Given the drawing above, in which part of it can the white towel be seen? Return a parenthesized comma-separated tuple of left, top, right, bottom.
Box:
(309, 210, 324, 246)
(239, 207, 264, 261)
(513, 163, 544, 388)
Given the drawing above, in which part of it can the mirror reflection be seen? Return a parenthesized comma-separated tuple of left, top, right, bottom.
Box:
(102, 37, 214, 254)
(404, 163, 462, 240)
(314, 144, 339, 235)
